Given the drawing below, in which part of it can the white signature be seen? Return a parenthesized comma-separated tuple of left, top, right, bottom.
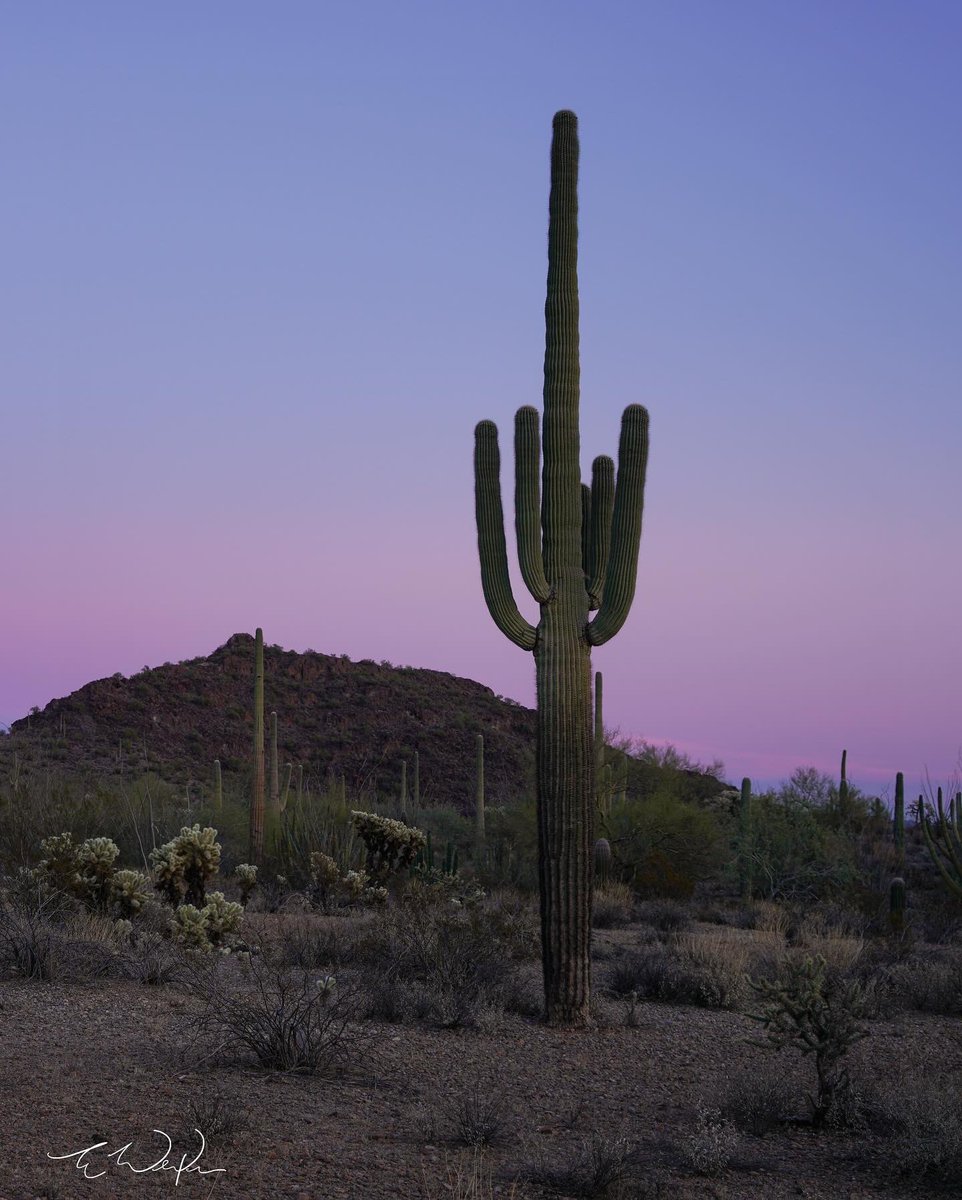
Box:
(48, 1128, 226, 1186)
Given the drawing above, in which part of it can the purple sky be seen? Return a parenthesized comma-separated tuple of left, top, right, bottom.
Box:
(4, 2, 961, 793)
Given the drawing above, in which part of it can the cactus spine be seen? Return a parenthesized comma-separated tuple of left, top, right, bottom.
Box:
(476, 734, 485, 846)
(473, 111, 649, 1025)
(738, 777, 753, 901)
(213, 759, 222, 810)
(269, 711, 280, 811)
(249, 627, 265, 865)
(894, 772, 904, 870)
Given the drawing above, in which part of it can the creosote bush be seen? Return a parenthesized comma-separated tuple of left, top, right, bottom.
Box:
(186, 956, 365, 1075)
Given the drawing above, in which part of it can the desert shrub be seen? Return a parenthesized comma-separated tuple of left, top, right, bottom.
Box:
(592, 884, 634, 929)
(859, 1069, 962, 1186)
(186, 957, 365, 1074)
(878, 953, 962, 1016)
(527, 1130, 636, 1199)
(268, 914, 343, 971)
(0, 894, 120, 982)
(749, 954, 873, 1128)
(355, 895, 531, 1027)
(716, 1063, 797, 1136)
(682, 1105, 737, 1176)
(603, 794, 726, 899)
(183, 1090, 249, 1145)
(121, 932, 187, 986)
(634, 898, 692, 934)
(606, 943, 742, 1010)
(452, 1081, 509, 1148)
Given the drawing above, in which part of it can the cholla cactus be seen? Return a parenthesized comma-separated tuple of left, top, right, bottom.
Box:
(77, 837, 120, 909)
(149, 825, 221, 907)
(170, 892, 243, 952)
(171, 903, 210, 950)
(36, 833, 123, 911)
(111, 869, 151, 918)
(202, 891, 244, 946)
(35, 832, 83, 896)
(235, 863, 258, 906)
(342, 869, 371, 900)
(350, 811, 426, 882)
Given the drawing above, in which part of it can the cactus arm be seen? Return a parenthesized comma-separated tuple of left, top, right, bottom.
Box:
(586, 454, 614, 610)
(474, 420, 537, 650)
(581, 483, 592, 582)
(541, 110, 582, 581)
(514, 405, 552, 603)
(587, 404, 650, 646)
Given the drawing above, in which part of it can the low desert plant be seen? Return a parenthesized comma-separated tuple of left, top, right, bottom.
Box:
(186, 956, 365, 1074)
(452, 1081, 509, 1148)
(716, 1063, 797, 1136)
(528, 1129, 636, 1199)
(682, 1104, 737, 1176)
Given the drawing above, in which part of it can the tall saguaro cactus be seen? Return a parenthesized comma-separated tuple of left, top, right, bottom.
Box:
(249, 627, 265, 865)
(476, 733, 486, 846)
(473, 111, 650, 1025)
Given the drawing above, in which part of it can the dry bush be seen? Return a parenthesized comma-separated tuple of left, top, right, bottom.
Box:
(634, 899, 692, 935)
(858, 1066, 962, 1186)
(185, 955, 367, 1075)
(423, 1150, 523, 1200)
(682, 1104, 738, 1176)
(592, 884, 635, 929)
(527, 1129, 637, 1199)
(452, 1080, 510, 1148)
(606, 942, 743, 1011)
(183, 1089, 249, 1144)
(0, 894, 121, 982)
(877, 952, 962, 1016)
(355, 895, 534, 1028)
(716, 1062, 797, 1136)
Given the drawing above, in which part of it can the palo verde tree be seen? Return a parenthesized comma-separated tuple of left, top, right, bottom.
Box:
(473, 111, 649, 1024)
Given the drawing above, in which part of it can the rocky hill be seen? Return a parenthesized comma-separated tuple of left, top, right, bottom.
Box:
(2, 634, 729, 812)
(4, 635, 537, 811)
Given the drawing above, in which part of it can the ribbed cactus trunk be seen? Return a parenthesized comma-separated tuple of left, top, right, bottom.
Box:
(738, 777, 753, 901)
(473, 112, 649, 1026)
(399, 760, 408, 822)
(249, 627, 265, 865)
(413, 750, 420, 813)
(213, 758, 222, 810)
(269, 711, 280, 811)
(593, 671, 605, 816)
(476, 733, 486, 846)
(894, 772, 904, 870)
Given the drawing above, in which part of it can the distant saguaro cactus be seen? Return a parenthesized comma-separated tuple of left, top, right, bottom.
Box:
(738, 777, 753, 902)
(249, 628, 265, 865)
(893, 772, 904, 870)
(475, 733, 485, 846)
(473, 111, 649, 1025)
(269, 711, 280, 811)
(213, 758, 222, 810)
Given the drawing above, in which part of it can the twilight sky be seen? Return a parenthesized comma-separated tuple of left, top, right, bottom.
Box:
(3, 2, 961, 793)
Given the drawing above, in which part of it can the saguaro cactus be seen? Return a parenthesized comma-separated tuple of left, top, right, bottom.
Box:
(269, 711, 280, 811)
(476, 733, 486, 845)
(893, 771, 904, 870)
(838, 749, 849, 823)
(473, 111, 649, 1025)
(249, 628, 265, 865)
(738, 777, 753, 901)
(213, 758, 222, 810)
(593, 671, 606, 816)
